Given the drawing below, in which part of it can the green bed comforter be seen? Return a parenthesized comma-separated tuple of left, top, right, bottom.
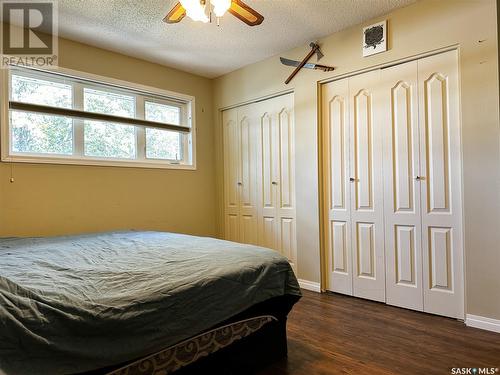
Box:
(0, 231, 301, 374)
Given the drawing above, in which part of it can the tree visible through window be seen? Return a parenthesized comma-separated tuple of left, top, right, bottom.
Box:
(11, 75, 73, 155)
(145, 101, 181, 160)
(83, 88, 136, 159)
(6, 68, 193, 168)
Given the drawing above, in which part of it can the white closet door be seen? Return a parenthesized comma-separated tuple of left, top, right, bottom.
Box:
(349, 70, 386, 302)
(257, 94, 296, 270)
(237, 104, 259, 245)
(258, 99, 279, 250)
(381, 61, 424, 311)
(322, 78, 353, 295)
(222, 108, 240, 242)
(418, 50, 464, 318)
(223, 93, 295, 265)
(275, 94, 297, 271)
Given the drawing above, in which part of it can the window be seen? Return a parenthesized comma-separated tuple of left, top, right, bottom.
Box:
(145, 101, 182, 160)
(10, 75, 73, 156)
(1, 66, 195, 169)
(83, 88, 136, 159)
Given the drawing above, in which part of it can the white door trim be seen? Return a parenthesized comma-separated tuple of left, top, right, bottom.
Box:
(219, 89, 295, 112)
(318, 44, 459, 85)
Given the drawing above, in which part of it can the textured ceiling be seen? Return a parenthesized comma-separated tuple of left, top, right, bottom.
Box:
(56, 0, 416, 78)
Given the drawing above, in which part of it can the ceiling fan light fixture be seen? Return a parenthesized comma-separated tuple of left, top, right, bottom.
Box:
(212, 0, 231, 17)
(163, 0, 264, 26)
(179, 0, 209, 23)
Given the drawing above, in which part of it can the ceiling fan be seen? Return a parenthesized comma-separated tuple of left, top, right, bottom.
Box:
(163, 0, 264, 26)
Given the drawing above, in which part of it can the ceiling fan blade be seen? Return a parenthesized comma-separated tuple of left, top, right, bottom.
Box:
(228, 0, 264, 26)
(163, 2, 186, 24)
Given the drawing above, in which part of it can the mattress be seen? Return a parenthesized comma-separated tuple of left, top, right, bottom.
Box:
(0, 231, 301, 375)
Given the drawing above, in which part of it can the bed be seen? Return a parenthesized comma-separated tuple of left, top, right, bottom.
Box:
(0, 231, 301, 375)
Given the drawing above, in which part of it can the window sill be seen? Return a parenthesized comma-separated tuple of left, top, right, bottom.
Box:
(1, 154, 197, 170)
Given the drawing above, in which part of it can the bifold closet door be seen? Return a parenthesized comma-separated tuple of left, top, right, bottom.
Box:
(348, 70, 386, 302)
(222, 108, 240, 242)
(237, 103, 259, 245)
(222, 105, 259, 245)
(380, 61, 424, 311)
(258, 94, 297, 270)
(322, 50, 463, 317)
(223, 94, 296, 268)
(322, 78, 353, 295)
(322, 71, 386, 302)
(259, 99, 280, 251)
(275, 94, 296, 271)
(418, 50, 463, 318)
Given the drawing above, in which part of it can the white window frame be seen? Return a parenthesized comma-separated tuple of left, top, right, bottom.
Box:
(0, 66, 196, 170)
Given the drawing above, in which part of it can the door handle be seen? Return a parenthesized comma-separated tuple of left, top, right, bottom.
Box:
(349, 177, 355, 183)
(272, 181, 278, 185)
(237, 182, 243, 186)
(415, 176, 425, 181)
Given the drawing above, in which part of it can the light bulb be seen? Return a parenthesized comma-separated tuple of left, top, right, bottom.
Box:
(212, 0, 231, 17)
(179, 0, 209, 23)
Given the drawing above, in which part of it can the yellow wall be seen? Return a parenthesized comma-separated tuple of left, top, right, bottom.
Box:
(1, 0, 499, 322)
(214, 0, 500, 320)
(0, 37, 217, 237)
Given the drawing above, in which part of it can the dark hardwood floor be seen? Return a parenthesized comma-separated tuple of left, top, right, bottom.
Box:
(258, 290, 500, 375)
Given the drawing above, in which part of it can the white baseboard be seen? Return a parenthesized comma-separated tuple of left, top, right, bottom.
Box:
(298, 279, 321, 293)
(466, 314, 500, 333)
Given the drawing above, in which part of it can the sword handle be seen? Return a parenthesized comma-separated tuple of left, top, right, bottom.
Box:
(285, 44, 320, 84)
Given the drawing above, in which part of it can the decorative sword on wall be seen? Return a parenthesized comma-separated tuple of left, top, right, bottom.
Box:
(281, 42, 335, 84)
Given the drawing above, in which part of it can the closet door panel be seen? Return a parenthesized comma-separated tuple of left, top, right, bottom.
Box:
(349, 70, 385, 302)
(418, 50, 463, 318)
(276, 94, 297, 270)
(256, 93, 296, 270)
(224, 94, 296, 272)
(279, 107, 294, 210)
(353, 89, 374, 211)
(222, 108, 240, 241)
(261, 216, 277, 249)
(356, 222, 375, 277)
(225, 214, 240, 242)
(280, 217, 297, 271)
(238, 105, 259, 245)
(425, 74, 450, 212)
(240, 115, 253, 208)
(223, 109, 240, 210)
(259, 101, 279, 249)
(240, 214, 256, 244)
(381, 61, 423, 311)
(322, 78, 353, 295)
(331, 221, 349, 274)
(261, 112, 276, 211)
(394, 225, 417, 284)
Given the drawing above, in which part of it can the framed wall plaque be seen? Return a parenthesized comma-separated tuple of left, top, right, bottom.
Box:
(363, 20, 387, 57)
